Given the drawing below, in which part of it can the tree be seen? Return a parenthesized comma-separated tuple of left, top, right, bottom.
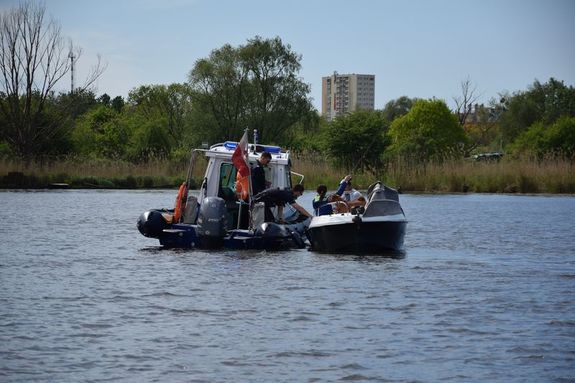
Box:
(71, 104, 128, 159)
(509, 116, 575, 157)
(111, 96, 124, 113)
(381, 96, 418, 123)
(322, 109, 389, 172)
(388, 99, 467, 162)
(239, 36, 313, 143)
(499, 78, 575, 146)
(461, 98, 506, 154)
(189, 44, 247, 141)
(128, 84, 193, 145)
(0, 1, 105, 161)
(188, 36, 315, 144)
(453, 76, 481, 126)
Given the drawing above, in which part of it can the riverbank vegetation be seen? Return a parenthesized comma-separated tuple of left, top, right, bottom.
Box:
(2, 155, 574, 194)
(1, 2, 574, 193)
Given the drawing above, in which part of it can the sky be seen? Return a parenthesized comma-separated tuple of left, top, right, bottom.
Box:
(1, 0, 574, 111)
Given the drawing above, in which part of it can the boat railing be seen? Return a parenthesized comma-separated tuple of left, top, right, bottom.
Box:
(291, 170, 304, 185)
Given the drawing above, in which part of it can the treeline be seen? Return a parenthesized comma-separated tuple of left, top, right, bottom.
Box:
(1, 2, 574, 172)
(1, 72, 574, 170)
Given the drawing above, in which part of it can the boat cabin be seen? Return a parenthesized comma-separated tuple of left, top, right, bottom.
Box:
(193, 141, 300, 230)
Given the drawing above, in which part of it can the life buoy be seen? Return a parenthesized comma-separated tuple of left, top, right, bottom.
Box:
(173, 182, 187, 223)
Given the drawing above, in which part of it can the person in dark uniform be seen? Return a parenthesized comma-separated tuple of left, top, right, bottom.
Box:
(252, 184, 313, 223)
(251, 152, 272, 195)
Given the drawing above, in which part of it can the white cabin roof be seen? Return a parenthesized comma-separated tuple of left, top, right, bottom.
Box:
(205, 141, 290, 165)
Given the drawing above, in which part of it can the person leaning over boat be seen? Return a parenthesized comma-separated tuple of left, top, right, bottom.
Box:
(251, 152, 272, 195)
(252, 184, 313, 223)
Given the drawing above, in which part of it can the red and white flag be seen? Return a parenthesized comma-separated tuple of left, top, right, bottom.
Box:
(232, 130, 250, 178)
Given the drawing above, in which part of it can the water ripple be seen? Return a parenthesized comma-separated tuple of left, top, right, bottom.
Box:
(1, 191, 574, 382)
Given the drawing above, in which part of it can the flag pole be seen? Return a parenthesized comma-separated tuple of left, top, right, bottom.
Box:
(245, 129, 254, 229)
(236, 129, 252, 229)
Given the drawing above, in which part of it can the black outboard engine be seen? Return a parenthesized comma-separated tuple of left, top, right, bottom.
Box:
(255, 222, 291, 239)
(196, 197, 227, 248)
(254, 222, 306, 249)
(137, 209, 172, 238)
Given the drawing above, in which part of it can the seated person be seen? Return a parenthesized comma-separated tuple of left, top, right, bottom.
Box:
(313, 184, 328, 215)
(252, 184, 313, 223)
(342, 179, 366, 207)
(313, 175, 351, 215)
(317, 194, 350, 215)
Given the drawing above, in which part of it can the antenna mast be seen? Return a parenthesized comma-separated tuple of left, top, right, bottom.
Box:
(68, 46, 76, 93)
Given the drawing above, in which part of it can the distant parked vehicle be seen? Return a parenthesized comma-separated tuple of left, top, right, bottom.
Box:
(472, 152, 504, 162)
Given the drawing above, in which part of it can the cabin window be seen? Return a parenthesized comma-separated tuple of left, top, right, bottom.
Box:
(218, 162, 237, 201)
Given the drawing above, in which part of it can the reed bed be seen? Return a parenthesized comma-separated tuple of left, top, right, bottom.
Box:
(294, 154, 575, 194)
(385, 157, 575, 193)
(1, 155, 574, 193)
(0, 157, 195, 189)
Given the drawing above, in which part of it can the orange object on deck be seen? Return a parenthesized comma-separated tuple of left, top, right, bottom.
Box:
(173, 182, 188, 223)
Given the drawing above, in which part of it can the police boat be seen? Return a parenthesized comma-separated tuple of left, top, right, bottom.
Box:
(137, 135, 310, 250)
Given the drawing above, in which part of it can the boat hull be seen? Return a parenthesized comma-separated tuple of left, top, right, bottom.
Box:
(307, 215, 406, 254)
(156, 225, 307, 250)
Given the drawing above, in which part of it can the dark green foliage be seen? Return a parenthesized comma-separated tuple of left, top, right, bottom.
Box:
(72, 105, 128, 159)
(128, 84, 193, 145)
(322, 109, 389, 172)
(188, 36, 316, 144)
(509, 116, 575, 157)
(381, 96, 418, 122)
(499, 78, 575, 146)
(388, 99, 467, 162)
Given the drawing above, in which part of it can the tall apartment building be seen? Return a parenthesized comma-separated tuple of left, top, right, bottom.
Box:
(322, 72, 375, 121)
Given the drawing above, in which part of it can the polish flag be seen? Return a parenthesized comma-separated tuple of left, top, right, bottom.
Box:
(232, 130, 250, 178)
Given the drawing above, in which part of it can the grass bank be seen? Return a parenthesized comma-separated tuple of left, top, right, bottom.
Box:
(1, 156, 574, 194)
(384, 158, 575, 193)
(293, 154, 575, 194)
(0, 157, 201, 189)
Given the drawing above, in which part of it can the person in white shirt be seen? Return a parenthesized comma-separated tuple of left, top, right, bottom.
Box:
(341, 178, 365, 206)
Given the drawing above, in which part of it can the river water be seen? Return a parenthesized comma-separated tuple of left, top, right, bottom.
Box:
(1, 190, 574, 382)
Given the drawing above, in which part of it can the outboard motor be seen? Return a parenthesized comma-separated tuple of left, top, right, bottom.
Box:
(255, 222, 291, 239)
(137, 209, 172, 238)
(254, 222, 306, 249)
(196, 197, 227, 248)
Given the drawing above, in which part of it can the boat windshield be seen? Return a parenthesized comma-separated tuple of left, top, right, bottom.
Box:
(218, 163, 237, 201)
